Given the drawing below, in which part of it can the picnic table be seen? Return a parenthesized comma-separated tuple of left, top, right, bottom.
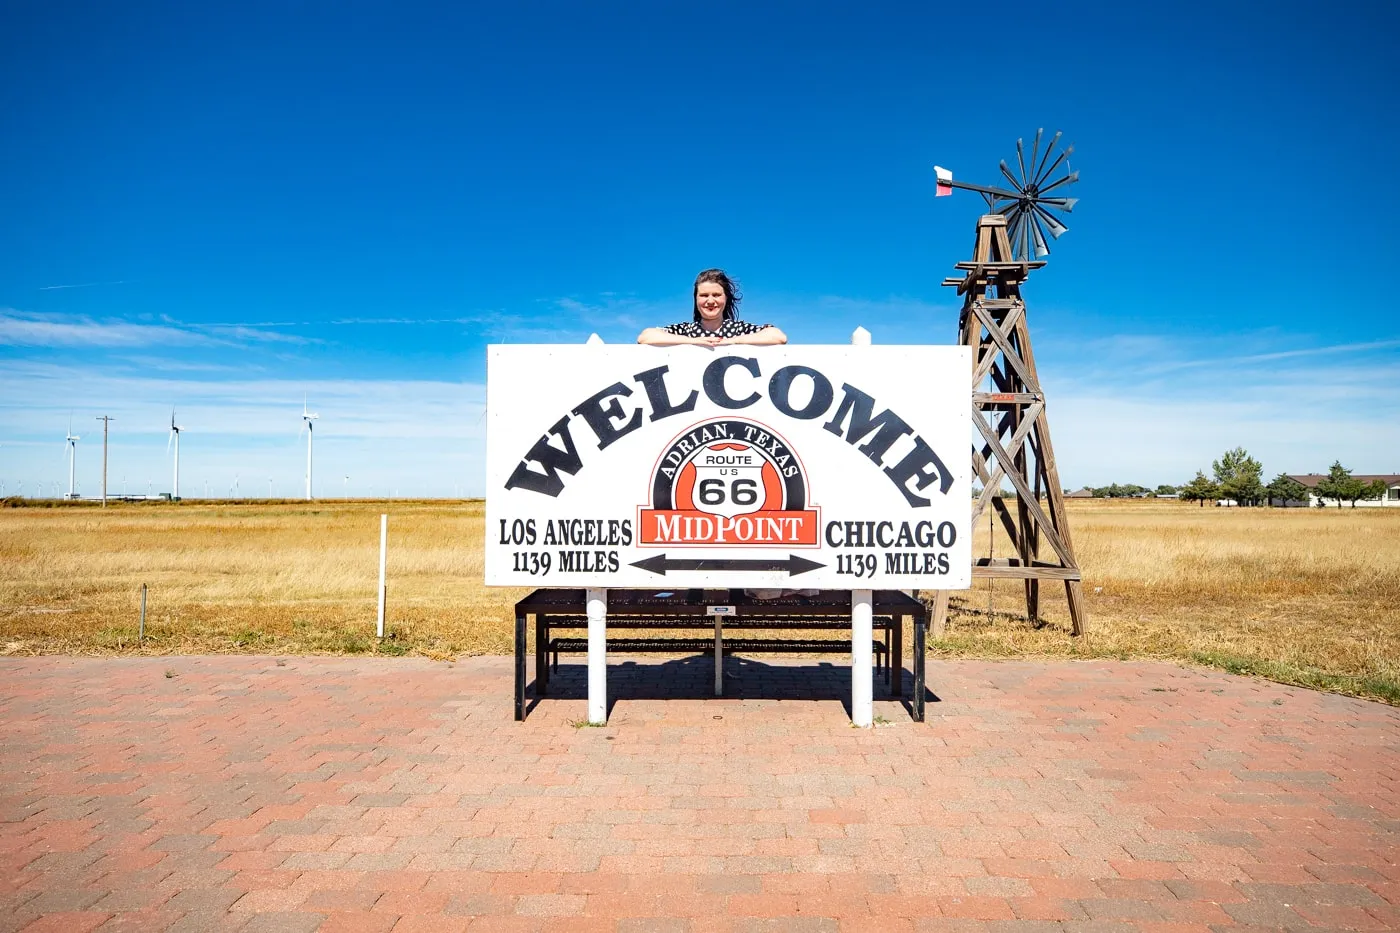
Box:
(514, 588, 929, 722)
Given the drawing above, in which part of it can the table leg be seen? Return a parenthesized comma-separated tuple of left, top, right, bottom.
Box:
(714, 618, 723, 697)
(892, 614, 903, 697)
(913, 615, 926, 723)
(535, 614, 547, 697)
(514, 610, 526, 722)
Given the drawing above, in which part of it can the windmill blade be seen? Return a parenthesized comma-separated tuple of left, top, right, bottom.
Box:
(167, 430, 173, 455)
(1014, 138, 1028, 188)
(1033, 203, 1069, 239)
(1038, 196, 1078, 212)
(1033, 143, 1073, 189)
(1007, 209, 1028, 261)
(1032, 131, 1062, 187)
(1026, 129, 1044, 190)
(1029, 212, 1051, 258)
(999, 160, 1023, 192)
(1003, 210, 1020, 258)
(1038, 170, 1079, 196)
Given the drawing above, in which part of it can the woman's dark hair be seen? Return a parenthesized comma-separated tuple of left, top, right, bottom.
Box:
(693, 268, 741, 322)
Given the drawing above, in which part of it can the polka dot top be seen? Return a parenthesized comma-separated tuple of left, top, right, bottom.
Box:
(662, 319, 773, 339)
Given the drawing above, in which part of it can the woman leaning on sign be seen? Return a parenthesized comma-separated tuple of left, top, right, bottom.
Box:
(637, 269, 787, 347)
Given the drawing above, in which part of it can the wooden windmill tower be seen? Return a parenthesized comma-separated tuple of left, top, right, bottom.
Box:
(932, 131, 1087, 636)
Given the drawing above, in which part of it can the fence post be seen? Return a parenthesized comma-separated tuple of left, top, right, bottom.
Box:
(139, 584, 147, 643)
(377, 514, 387, 638)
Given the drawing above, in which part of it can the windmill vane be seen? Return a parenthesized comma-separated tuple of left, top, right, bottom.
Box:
(934, 129, 1079, 261)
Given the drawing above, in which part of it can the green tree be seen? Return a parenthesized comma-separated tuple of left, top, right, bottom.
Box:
(1315, 461, 1363, 508)
(1264, 473, 1309, 506)
(1213, 447, 1264, 506)
(1155, 484, 1179, 496)
(1179, 471, 1220, 507)
(1092, 483, 1149, 498)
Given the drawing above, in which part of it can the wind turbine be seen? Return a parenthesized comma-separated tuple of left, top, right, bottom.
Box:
(300, 400, 319, 500)
(167, 409, 183, 500)
(65, 418, 80, 500)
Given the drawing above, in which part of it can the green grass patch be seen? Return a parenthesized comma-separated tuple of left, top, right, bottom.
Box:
(1190, 650, 1400, 704)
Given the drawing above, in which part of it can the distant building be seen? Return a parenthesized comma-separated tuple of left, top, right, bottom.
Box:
(1279, 474, 1400, 508)
(1066, 488, 1095, 499)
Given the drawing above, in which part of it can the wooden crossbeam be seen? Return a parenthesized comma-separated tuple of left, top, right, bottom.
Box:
(970, 302, 1039, 391)
(972, 415, 1076, 569)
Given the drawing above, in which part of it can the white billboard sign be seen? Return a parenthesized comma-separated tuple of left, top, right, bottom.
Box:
(485, 345, 971, 589)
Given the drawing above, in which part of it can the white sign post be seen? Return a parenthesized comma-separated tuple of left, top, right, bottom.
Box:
(849, 328, 874, 727)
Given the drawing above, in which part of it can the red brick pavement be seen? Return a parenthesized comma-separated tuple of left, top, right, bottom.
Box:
(1, 655, 1397, 932)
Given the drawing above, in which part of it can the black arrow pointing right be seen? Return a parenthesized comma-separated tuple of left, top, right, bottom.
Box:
(630, 554, 826, 577)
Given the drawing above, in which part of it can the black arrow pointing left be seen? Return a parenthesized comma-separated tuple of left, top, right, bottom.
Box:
(630, 554, 826, 577)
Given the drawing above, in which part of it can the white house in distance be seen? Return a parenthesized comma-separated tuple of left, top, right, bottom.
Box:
(1277, 474, 1400, 508)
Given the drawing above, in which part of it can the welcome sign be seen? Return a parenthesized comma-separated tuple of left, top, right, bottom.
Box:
(485, 345, 972, 589)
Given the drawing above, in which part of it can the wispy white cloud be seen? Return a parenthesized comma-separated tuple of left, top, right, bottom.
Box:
(0, 310, 213, 348)
(37, 281, 128, 291)
(114, 356, 262, 374)
(1143, 338, 1400, 373)
(202, 325, 316, 345)
(0, 310, 317, 350)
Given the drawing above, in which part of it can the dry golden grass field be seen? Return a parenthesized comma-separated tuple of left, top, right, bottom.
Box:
(1, 497, 1397, 703)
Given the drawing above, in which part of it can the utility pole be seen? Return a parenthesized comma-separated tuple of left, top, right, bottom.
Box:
(96, 416, 114, 507)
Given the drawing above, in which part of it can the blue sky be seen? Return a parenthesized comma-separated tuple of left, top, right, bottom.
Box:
(2, 1, 1397, 497)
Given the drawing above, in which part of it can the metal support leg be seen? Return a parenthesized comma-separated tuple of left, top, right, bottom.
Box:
(714, 618, 723, 696)
(892, 614, 904, 697)
(535, 615, 547, 697)
(914, 615, 927, 722)
(514, 611, 526, 722)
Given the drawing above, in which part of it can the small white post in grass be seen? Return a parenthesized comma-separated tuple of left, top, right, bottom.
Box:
(587, 588, 607, 724)
(377, 514, 388, 639)
(850, 324, 874, 726)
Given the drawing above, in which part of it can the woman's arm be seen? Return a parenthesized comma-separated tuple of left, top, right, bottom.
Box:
(637, 327, 719, 346)
(721, 325, 787, 346)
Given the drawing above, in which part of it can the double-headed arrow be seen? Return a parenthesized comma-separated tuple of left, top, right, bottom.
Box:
(630, 554, 826, 577)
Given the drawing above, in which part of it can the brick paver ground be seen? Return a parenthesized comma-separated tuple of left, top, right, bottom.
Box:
(1, 655, 1397, 932)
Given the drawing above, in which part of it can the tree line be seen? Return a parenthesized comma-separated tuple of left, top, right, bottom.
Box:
(1177, 449, 1389, 508)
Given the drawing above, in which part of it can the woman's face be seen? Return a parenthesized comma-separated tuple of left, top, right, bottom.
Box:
(695, 282, 727, 324)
